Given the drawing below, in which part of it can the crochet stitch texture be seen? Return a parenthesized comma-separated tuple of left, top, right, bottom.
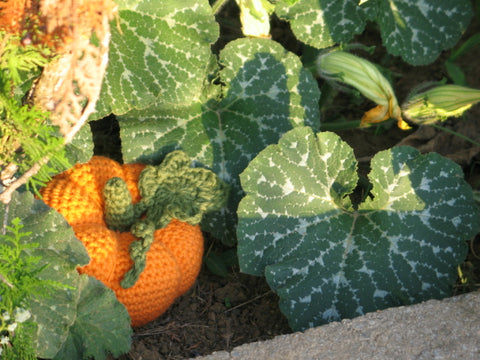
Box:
(40, 152, 227, 327)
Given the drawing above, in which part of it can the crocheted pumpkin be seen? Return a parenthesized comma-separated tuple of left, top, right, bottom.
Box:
(40, 151, 227, 327)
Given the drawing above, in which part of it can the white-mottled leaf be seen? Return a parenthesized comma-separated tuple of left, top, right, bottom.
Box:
(53, 276, 131, 360)
(64, 123, 94, 165)
(275, 0, 368, 49)
(375, 0, 472, 65)
(118, 38, 320, 243)
(0, 191, 131, 359)
(275, 0, 472, 65)
(1, 192, 87, 358)
(92, 0, 219, 118)
(237, 126, 479, 331)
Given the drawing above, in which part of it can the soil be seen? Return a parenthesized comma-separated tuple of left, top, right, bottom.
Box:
(115, 242, 292, 360)
(94, 2, 480, 359)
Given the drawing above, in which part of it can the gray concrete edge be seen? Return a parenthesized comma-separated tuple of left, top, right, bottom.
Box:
(193, 290, 480, 360)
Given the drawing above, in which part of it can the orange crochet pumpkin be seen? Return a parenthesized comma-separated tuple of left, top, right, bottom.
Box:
(40, 152, 226, 327)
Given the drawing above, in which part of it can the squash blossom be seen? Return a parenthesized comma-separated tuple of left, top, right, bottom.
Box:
(402, 84, 480, 124)
(317, 50, 410, 130)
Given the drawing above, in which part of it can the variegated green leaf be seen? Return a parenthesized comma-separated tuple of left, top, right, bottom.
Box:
(237, 126, 479, 331)
(275, 0, 472, 65)
(92, 0, 219, 118)
(53, 276, 132, 360)
(64, 123, 94, 165)
(375, 0, 472, 65)
(1, 191, 87, 358)
(275, 0, 368, 49)
(118, 38, 320, 243)
(0, 191, 131, 359)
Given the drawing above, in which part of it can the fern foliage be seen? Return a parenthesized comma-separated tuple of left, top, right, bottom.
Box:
(0, 217, 69, 358)
(0, 33, 70, 194)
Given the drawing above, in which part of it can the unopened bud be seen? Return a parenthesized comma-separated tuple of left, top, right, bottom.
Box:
(402, 84, 480, 124)
(237, 0, 274, 38)
(317, 50, 408, 129)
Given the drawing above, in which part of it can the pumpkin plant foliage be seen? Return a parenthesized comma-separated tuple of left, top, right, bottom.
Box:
(85, 0, 476, 245)
(237, 126, 480, 331)
(92, 0, 220, 118)
(0, 191, 132, 360)
(275, 0, 472, 65)
(86, 0, 475, 244)
(115, 38, 320, 243)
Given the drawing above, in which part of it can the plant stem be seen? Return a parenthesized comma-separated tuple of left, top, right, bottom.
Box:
(320, 120, 362, 131)
(0, 158, 48, 204)
(0, 273, 14, 289)
(430, 123, 480, 147)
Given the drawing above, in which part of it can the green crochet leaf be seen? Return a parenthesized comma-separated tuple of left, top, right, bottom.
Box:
(0, 191, 131, 359)
(92, 0, 219, 118)
(117, 38, 320, 243)
(112, 150, 227, 288)
(137, 150, 227, 228)
(275, 0, 472, 65)
(237, 126, 479, 331)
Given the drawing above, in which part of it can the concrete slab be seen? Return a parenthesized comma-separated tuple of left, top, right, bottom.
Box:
(194, 291, 480, 360)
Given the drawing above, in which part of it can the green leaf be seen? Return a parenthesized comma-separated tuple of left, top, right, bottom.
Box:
(275, 0, 472, 65)
(0, 191, 88, 358)
(53, 276, 132, 360)
(45, 122, 93, 181)
(374, 0, 472, 65)
(118, 38, 320, 243)
(237, 126, 479, 331)
(4, 191, 89, 270)
(445, 61, 466, 86)
(64, 123, 94, 165)
(92, 0, 219, 118)
(275, 0, 368, 49)
(0, 191, 131, 359)
(205, 248, 238, 277)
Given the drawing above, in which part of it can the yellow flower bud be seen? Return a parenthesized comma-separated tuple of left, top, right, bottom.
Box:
(402, 84, 480, 124)
(317, 50, 407, 129)
(237, 0, 274, 38)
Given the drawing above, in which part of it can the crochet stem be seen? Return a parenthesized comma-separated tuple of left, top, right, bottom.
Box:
(118, 150, 228, 288)
(121, 219, 155, 289)
(103, 177, 135, 231)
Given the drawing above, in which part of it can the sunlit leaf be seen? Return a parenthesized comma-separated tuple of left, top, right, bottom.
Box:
(237, 126, 479, 330)
(118, 38, 320, 243)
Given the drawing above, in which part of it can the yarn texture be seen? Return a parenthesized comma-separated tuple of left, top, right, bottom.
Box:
(40, 151, 227, 327)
